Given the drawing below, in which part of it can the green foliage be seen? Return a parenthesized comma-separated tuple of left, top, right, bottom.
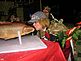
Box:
(72, 28, 81, 41)
(55, 28, 81, 48)
(56, 31, 68, 48)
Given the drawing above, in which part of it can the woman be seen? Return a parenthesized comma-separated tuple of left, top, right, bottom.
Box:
(28, 11, 56, 41)
(33, 18, 49, 37)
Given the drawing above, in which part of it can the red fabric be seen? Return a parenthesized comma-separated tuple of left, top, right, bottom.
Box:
(0, 40, 66, 61)
(45, 32, 50, 39)
(64, 26, 77, 60)
(66, 27, 76, 36)
(63, 39, 71, 60)
(63, 28, 73, 60)
(76, 21, 81, 25)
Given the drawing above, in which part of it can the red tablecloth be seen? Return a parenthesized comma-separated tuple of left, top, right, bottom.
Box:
(0, 40, 66, 61)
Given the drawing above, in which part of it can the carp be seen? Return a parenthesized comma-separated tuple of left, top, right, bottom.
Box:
(0, 22, 34, 40)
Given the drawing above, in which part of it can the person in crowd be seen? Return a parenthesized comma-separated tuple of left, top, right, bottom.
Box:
(10, 15, 20, 22)
(42, 6, 54, 21)
(7, 14, 20, 22)
(42, 6, 51, 18)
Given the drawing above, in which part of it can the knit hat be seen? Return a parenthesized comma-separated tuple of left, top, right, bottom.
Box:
(28, 11, 46, 23)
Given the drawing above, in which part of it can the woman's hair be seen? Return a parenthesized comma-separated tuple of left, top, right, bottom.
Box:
(38, 18, 50, 29)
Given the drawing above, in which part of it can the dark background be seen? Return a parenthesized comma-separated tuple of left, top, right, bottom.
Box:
(0, 0, 81, 24)
(25, 0, 81, 24)
(42, 0, 81, 24)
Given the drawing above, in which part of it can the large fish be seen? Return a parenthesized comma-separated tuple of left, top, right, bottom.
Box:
(0, 22, 34, 40)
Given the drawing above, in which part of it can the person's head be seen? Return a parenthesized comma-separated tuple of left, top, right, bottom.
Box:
(33, 18, 50, 31)
(43, 6, 51, 13)
(10, 15, 16, 21)
(42, 6, 51, 18)
(28, 11, 50, 31)
(10, 15, 15, 19)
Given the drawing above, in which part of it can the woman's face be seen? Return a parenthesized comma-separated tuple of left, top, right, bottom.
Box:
(33, 21, 42, 30)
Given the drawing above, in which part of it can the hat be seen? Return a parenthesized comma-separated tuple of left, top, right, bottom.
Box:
(28, 11, 46, 23)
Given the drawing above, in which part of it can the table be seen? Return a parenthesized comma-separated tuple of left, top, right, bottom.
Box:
(0, 40, 66, 61)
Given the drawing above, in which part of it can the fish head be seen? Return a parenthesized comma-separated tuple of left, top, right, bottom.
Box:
(22, 25, 35, 35)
